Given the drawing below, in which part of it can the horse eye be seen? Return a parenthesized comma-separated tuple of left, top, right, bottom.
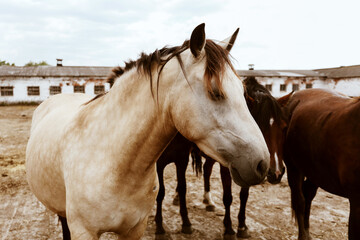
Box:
(209, 89, 225, 101)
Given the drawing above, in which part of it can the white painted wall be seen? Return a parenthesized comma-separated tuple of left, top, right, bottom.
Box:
(241, 77, 360, 98)
(1, 75, 359, 103)
(0, 77, 110, 103)
(325, 78, 360, 97)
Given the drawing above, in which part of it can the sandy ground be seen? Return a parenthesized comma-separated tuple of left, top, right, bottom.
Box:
(0, 105, 350, 240)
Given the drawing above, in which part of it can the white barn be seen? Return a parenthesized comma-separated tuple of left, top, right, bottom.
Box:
(238, 65, 360, 98)
(0, 65, 112, 103)
(1, 63, 359, 104)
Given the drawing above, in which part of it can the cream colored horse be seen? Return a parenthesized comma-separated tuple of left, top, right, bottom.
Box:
(26, 23, 270, 240)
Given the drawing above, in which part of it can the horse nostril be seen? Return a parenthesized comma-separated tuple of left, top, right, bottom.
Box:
(256, 160, 268, 177)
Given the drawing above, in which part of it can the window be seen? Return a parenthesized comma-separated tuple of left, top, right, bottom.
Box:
(94, 85, 105, 94)
(280, 84, 287, 92)
(306, 83, 313, 89)
(27, 86, 40, 96)
(265, 84, 272, 91)
(292, 84, 299, 91)
(50, 86, 61, 95)
(74, 85, 85, 93)
(0, 86, 14, 96)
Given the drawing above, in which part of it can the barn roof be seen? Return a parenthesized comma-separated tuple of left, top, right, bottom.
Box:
(1, 65, 359, 78)
(0, 66, 112, 77)
(314, 65, 360, 78)
(0, 66, 326, 78)
(237, 70, 325, 78)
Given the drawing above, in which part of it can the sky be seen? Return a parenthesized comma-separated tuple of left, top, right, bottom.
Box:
(1, 0, 360, 70)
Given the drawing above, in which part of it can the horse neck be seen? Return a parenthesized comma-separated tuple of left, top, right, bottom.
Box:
(83, 68, 177, 175)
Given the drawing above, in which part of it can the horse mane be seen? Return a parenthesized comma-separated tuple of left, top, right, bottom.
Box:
(107, 39, 236, 98)
(244, 76, 286, 131)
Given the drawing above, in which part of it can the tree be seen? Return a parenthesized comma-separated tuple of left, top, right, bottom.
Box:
(0, 60, 15, 66)
(24, 61, 49, 67)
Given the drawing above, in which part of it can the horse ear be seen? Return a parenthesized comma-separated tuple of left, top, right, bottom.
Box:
(190, 23, 206, 58)
(219, 28, 240, 52)
(277, 91, 294, 107)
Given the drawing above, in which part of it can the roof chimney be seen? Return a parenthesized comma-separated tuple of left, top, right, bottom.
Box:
(248, 64, 254, 70)
(56, 59, 63, 67)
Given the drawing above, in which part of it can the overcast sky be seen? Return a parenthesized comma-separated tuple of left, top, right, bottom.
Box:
(1, 0, 359, 70)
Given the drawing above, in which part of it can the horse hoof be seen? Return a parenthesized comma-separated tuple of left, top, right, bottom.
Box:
(181, 225, 193, 234)
(223, 233, 236, 240)
(155, 226, 166, 235)
(155, 233, 171, 240)
(205, 204, 216, 212)
(236, 227, 251, 238)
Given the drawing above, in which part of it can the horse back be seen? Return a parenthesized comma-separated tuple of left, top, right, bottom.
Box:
(284, 89, 360, 198)
(31, 93, 92, 133)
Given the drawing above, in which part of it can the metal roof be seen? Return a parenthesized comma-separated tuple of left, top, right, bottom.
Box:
(314, 65, 360, 78)
(1, 65, 359, 78)
(237, 70, 325, 77)
(0, 66, 113, 77)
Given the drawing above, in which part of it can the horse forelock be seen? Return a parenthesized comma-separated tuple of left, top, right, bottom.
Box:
(244, 77, 285, 131)
(203, 40, 236, 100)
(105, 39, 233, 100)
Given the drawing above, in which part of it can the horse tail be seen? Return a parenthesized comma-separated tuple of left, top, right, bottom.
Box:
(190, 144, 203, 177)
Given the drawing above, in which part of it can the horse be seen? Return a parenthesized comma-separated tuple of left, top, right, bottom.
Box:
(154, 76, 290, 239)
(154, 133, 197, 236)
(25, 23, 270, 240)
(201, 77, 291, 239)
(282, 88, 360, 240)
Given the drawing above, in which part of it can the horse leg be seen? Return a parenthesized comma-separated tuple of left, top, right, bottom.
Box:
(302, 179, 318, 235)
(237, 187, 251, 238)
(172, 189, 180, 206)
(349, 197, 360, 239)
(286, 163, 309, 240)
(220, 164, 236, 239)
(175, 156, 193, 234)
(59, 215, 71, 240)
(203, 157, 216, 211)
(155, 164, 166, 235)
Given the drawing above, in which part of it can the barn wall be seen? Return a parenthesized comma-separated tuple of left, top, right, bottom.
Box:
(240, 75, 360, 98)
(1, 70, 359, 103)
(0, 77, 110, 103)
(240, 76, 329, 98)
(325, 78, 360, 97)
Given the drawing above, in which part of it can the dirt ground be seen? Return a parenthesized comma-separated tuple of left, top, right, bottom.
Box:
(0, 105, 349, 240)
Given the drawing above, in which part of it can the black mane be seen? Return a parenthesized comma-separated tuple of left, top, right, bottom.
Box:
(244, 76, 285, 131)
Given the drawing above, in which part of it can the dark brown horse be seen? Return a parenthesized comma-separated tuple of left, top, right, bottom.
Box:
(282, 88, 360, 240)
(155, 133, 196, 235)
(154, 77, 291, 239)
(200, 77, 291, 238)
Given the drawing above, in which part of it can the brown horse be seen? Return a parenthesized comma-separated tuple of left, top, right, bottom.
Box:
(154, 77, 291, 239)
(155, 133, 195, 236)
(283, 88, 360, 240)
(201, 77, 291, 238)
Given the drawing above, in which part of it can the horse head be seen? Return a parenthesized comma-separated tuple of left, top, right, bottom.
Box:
(166, 24, 270, 187)
(244, 77, 293, 184)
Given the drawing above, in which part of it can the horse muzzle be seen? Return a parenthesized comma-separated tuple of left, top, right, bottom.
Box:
(267, 167, 285, 184)
(229, 158, 269, 187)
